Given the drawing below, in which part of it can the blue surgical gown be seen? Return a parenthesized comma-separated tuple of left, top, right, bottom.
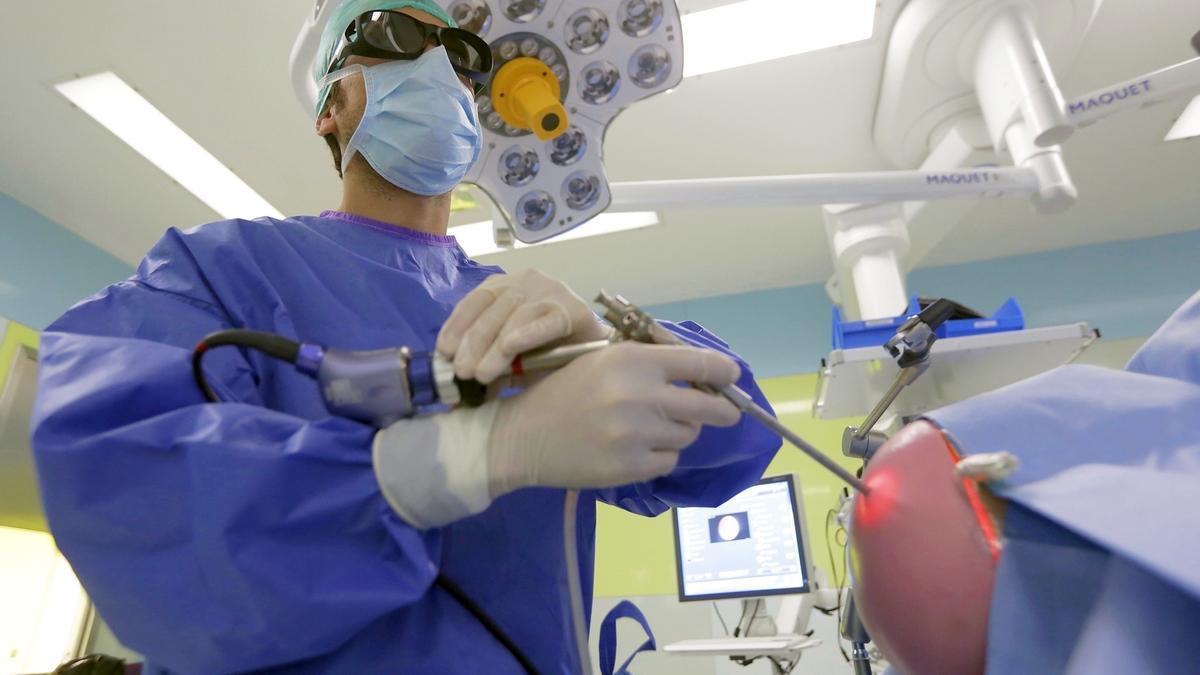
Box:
(926, 290, 1200, 675)
(31, 211, 781, 674)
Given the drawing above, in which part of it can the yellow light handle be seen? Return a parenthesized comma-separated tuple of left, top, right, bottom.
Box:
(492, 57, 569, 141)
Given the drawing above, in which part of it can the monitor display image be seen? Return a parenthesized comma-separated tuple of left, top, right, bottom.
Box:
(672, 475, 811, 602)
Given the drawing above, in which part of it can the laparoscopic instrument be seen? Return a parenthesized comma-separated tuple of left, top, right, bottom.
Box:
(191, 290, 869, 495)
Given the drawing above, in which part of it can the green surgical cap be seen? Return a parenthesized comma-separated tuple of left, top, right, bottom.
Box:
(314, 0, 458, 117)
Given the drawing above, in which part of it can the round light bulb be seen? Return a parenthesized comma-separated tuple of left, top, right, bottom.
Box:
(580, 61, 620, 105)
(499, 146, 540, 187)
(563, 171, 603, 210)
(517, 191, 556, 231)
(618, 0, 663, 38)
(448, 0, 493, 37)
(566, 8, 610, 55)
(629, 44, 671, 88)
(548, 127, 587, 166)
(502, 0, 546, 23)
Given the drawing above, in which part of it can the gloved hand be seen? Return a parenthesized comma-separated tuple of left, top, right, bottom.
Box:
(372, 342, 743, 529)
(436, 269, 612, 384)
(486, 342, 744, 493)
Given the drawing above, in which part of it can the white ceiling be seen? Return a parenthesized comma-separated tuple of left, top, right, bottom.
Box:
(1, 0, 1198, 307)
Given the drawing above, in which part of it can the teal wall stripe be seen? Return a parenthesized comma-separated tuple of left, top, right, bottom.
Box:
(0, 194, 133, 329)
(650, 229, 1200, 377)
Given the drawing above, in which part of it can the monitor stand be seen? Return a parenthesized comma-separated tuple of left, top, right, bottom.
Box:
(741, 565, 839, 637)
(663, 593, 823, 674)
(739, 594, 815, 637)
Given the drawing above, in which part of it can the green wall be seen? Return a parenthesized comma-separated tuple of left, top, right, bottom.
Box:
(594, 373, 861, 597)
(0, 320, 43, 532)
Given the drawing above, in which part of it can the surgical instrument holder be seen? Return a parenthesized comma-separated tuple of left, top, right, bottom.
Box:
(843, 298, 957, 460)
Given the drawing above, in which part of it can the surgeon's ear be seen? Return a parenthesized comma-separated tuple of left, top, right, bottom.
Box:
(315, 82, 340, 137)
(315, 105, 338, 137)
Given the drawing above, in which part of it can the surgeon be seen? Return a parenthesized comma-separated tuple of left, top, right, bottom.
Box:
(31, 2, 780, 673)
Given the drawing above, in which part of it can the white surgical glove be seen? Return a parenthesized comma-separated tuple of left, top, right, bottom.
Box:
(486, 342, 743, 492)
(436, 269, 612, 385)
(373, 342, 743, 529)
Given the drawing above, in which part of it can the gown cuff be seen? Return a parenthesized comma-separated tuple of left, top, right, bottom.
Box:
(372, 402, 499, 529)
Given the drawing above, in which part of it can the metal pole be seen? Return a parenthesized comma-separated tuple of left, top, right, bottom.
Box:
(1066, 57, 1200, 128)
(607, 167, 1040, 212)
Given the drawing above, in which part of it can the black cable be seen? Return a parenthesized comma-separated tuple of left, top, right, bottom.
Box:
(435, 574, 541, 675)
(192, 330, 302, 403)
(826, 508, 851, 663)
(714, 602, 731, 636)
(733, 599, 751, 637)
(733, 598, 764, 637)
(740, 599, 766, 636)
(769, 655, 798, 674)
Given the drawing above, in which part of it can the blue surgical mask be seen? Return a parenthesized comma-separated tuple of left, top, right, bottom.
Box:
(324, 47, 482, 196)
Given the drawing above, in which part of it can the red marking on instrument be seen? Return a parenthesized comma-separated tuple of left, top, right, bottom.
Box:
(943, 443, 1002, 562)
(510, 357, 525, 376)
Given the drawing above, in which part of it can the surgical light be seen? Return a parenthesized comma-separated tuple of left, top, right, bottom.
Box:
(1165, 95, 1200, 142)
(450, 210, 659, 256)
(55, 72, 283, 220)
(681, 0, 876, 78)
(448, 0, 685, 244)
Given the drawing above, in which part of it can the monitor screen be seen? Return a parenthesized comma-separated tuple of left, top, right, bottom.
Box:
(672, 475, 811, 602)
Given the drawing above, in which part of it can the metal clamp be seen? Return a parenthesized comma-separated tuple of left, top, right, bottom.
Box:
(596, 290, 662, 344)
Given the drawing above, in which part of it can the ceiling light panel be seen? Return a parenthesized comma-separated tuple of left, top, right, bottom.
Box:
(56, 72, 283, 220)
(681, 0, 876, 77)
